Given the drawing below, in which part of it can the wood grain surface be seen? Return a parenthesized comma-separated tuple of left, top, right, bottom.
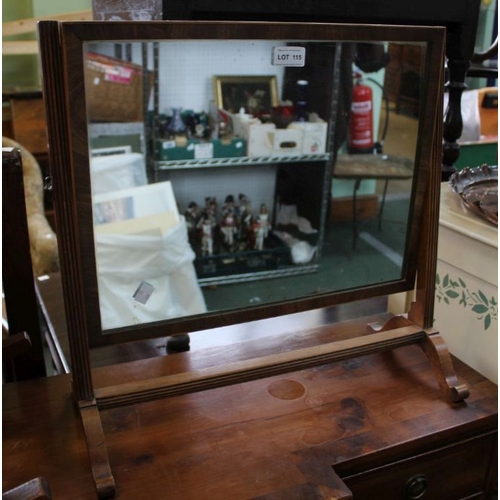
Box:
(3, 341, 497, 499)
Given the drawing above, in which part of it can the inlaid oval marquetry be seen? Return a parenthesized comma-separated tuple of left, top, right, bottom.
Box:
(267, 379, 306, 400)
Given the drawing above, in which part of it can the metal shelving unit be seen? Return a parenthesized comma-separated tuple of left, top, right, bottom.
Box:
(145, 41, 342, 286)
(156, 153, 330, 170)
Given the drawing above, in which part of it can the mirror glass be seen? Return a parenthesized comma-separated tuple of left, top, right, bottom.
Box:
(83, 39, 423, 332)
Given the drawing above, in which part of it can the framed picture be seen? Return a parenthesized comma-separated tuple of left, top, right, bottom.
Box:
(213, 75, 279, 116)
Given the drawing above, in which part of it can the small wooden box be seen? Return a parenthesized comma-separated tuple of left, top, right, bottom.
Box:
(330, 194, 379, 222)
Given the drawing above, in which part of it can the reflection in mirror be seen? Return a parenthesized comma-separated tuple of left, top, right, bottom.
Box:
(84, 40, 423, 331)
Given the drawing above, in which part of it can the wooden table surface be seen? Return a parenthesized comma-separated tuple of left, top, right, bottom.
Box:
(333, 154, 414, 180)
(3, 331, 497, 499)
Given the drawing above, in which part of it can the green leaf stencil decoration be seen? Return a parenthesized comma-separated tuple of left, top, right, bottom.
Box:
(436, 273, 498, 330)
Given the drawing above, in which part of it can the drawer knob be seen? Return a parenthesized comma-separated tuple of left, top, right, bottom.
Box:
(404, 474, 428, 499)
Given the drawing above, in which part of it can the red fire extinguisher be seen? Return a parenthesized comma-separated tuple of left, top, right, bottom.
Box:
(348, 74, 374, 154)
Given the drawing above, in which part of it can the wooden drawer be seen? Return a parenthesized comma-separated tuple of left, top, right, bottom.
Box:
(338, 431, 497, 499)
(8, 97, 48, 155)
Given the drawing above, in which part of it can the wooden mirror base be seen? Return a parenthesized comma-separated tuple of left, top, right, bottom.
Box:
(76, 313, 469, 498)
(78, 401, 116, 499)
(367, 314, 470, 403)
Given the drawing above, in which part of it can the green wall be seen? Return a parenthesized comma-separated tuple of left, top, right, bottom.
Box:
(3, 0, 37, 87)
(2, 0, 92, 88)
(467, 0, 498, 90)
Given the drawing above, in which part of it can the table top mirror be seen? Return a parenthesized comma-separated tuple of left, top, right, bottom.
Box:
(41, 21, 439, 344)
(38, 20, 468, 497)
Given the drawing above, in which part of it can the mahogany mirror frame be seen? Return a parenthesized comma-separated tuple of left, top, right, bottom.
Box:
(40, 21, 442, 348)
(38, 20, 469, 498)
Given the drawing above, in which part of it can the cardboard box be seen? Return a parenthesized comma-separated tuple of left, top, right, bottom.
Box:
(288, 120, 328, 155)
(271, 128, 303, 155)
(233, 113, 327, 157)
(246, 123, 276, 157)
(231, 113, 261, 139)
(247, 124, 303, 157)
(157, 137, 247, 161)
(157, 139, 197, 161)
(212, 137, 246, 158)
